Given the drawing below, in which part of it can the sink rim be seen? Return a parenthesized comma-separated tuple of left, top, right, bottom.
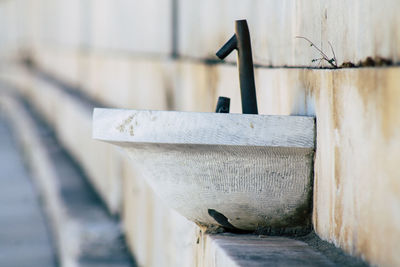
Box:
(93, 108, 315, 148)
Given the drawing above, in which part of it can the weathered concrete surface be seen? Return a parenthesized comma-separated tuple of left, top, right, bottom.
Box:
(203, 234, 335, 267)
(0, 67, 125, 214)
(5, 0, 400, 67)
(253, 67, 400, 266)
(179, 0, 400, 67)
(83, 55, 171, 110)
(87, 64, 400, 265)
(0, 0, 20, 56)
(89, 0, 172, 54)
(122, 161, 199, 267)
(0, 106, 56, 267)
(1, 0, 399, 265)
(311, 68, 400, 267)
(0, 68, 202, 266)
(0, 69, 349, 267)
(32, 47, 82, 89)
(30, 47, 214, 112)
(4, 61, 400, 266)
(122, 164, 347, 267)
(4, 0, 172, 55)
(123, 173, 347, 267)
(0, 93, 134, 266)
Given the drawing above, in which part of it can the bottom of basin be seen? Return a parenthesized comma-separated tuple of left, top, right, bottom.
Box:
(121, 143, 314, 235)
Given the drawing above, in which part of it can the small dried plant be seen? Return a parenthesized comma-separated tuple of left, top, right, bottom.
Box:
(296, 36, 338, 68)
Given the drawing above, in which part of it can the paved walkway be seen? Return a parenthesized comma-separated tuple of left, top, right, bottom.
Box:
(0, 113, 57, 267)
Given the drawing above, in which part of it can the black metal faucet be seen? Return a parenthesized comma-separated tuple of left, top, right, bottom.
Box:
(216, 20, 258, 114)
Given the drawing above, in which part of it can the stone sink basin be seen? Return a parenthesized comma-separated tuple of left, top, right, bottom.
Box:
(92, 108, 315, 234)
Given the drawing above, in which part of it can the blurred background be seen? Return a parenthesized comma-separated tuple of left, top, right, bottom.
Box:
(0, 0, 400, 266)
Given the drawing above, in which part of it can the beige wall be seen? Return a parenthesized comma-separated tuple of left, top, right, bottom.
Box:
(1, 0, 400, 266)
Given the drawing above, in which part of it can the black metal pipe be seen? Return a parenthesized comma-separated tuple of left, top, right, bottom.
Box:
(216, 20, 258, 114)
(215, 96, 230, 113)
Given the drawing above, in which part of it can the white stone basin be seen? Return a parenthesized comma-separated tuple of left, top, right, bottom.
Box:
(93, 108, 315, 234)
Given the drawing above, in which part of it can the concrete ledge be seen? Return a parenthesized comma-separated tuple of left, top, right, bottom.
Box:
(0, 99, 56, 267)
(0, 93, 77, 265)
(0, 93, 132, 267)
(203, 234, 335, 267)
(0, 66, 123, 214)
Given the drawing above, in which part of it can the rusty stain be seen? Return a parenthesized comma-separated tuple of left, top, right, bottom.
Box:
(356, 69, 379, 108)
(359, 56, 393, 67)
(303, 69, 321, 100)
(162, 73, 175, 110)
(334, 146, 341, 190)
(331, 71, 341, 131)
(341, 223, 350, 252)
(311, 68, 400, 266)
(359, 57, 376, 67)
(357, 235, 372, 266)
(145, 189, 155, 266)
(354, 69, 399, 140)
(333, 146, 343, 240)
(206, 64, 219, 111)
(341, 62, 355, 68)
(312, 164, 319, 232)
(340, 56, 393, 68)
(333, 197, 343, 243)
(250, 122, 254, 128)
(378, 71, 400, 140)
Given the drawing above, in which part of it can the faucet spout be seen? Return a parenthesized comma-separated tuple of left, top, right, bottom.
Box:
(216, 20, 258, 114)
(216, 35, 237, 59)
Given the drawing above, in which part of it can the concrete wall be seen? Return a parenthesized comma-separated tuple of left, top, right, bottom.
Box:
(1, 0, 400, 266)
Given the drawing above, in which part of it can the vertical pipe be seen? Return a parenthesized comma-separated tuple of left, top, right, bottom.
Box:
(235, 20, 258, 114)
(171, 0, 179, 58)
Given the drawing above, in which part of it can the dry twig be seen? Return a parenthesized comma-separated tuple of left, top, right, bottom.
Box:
(296, 36, 338, 68)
